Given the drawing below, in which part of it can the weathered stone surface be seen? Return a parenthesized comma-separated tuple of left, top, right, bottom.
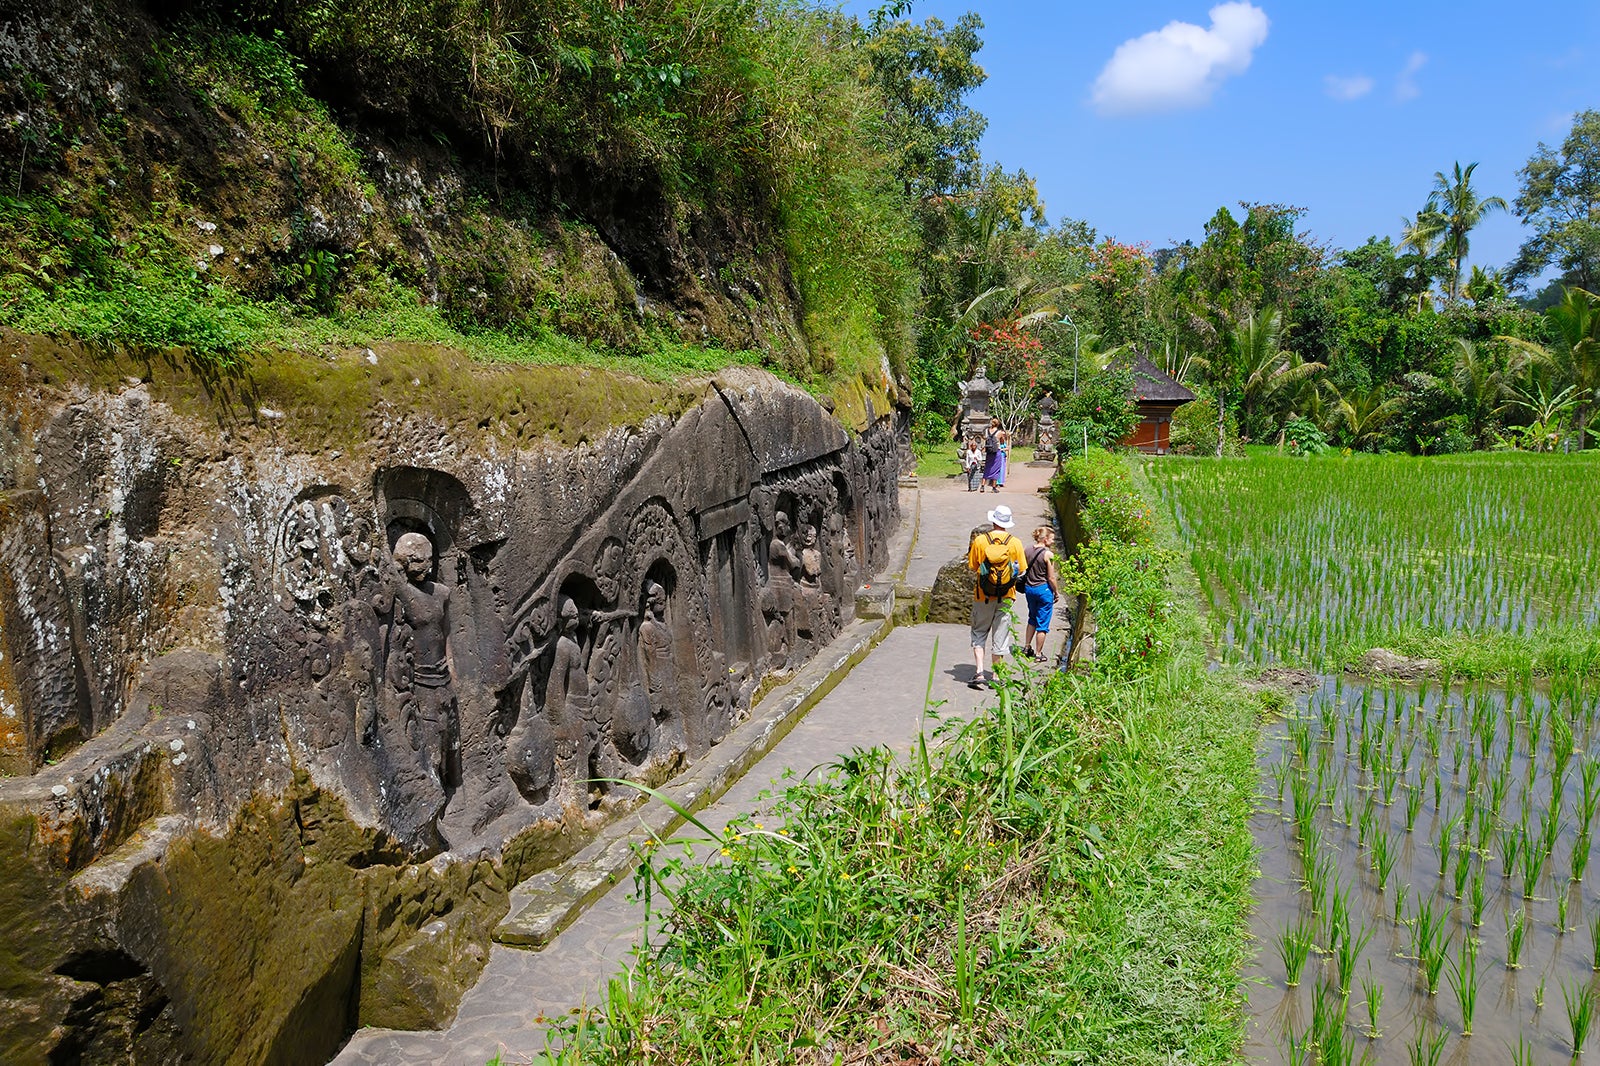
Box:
(1356, 647, 1441, 680)
(0, 338, 901, 1063)
(927, 557, 973, 625)
(0, 488, 91, 771)
(926, 526, 990, 625)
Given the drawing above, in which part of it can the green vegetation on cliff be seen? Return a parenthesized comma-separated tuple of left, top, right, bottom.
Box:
(0, 0, 930, 410)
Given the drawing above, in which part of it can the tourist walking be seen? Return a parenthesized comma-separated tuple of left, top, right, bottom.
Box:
(967, 504, 1025, 689)
(1021, 526, 1060, 662)
(996, 430, 1010, 489)
(981, 418, 1003, 493)
(960, 436, 983, 492)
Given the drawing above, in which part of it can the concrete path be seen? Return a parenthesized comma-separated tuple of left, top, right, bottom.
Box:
(906, 459, 1057, 589)
(331, 462, 1060, 1066)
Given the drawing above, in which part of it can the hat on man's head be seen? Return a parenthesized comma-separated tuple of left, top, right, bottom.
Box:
(988, 505, 1015, 529)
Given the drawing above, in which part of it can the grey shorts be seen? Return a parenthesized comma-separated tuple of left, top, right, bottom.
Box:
(969, 597, 1016, 656)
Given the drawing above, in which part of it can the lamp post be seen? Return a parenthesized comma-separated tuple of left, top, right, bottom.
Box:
(1057, 312, 1080, 393)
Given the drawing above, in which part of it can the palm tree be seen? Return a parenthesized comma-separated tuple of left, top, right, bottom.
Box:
(1499, 287, 1600, 449)
(1452, 338, 1535, 442)
(1073, 331, 1132, 376)
(1464, 265, 1507, 305)
(1547, 287, 1600, 449)
(1400, 206, 1444, 311)
(1228, 310, 1325, 439)
(1331, 383, 1404, 451)
(1423, 161, 1507, 305)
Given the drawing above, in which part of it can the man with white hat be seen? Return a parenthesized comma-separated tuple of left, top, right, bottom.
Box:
(966, 504, 1026, 689)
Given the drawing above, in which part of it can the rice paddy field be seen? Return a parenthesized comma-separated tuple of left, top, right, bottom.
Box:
(1145, 452, 1600, 1064)
(1146, 453, 1600, 669)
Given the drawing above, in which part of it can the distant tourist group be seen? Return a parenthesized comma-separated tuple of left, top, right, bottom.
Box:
(966, 503, 1060, 690)
(960, 418, 1008, 493)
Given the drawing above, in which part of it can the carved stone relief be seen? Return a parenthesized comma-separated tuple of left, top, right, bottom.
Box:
(0, 350, 904, 1062)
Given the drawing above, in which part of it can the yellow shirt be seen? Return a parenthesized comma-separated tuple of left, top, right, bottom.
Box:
(967, 529, 1026, 601)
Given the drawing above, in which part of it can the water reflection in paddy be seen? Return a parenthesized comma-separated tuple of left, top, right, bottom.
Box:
(1246, 672, 1600, 1064)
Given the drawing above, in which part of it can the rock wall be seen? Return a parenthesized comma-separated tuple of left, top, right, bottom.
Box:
(0, 339, 901, 1064)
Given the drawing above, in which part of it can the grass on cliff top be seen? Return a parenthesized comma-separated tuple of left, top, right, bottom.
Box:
(0, 235, 859, 452)
(521, 459, 1261, 1065)
(3, 326, 715, 451)
(0, 244, 778, 383)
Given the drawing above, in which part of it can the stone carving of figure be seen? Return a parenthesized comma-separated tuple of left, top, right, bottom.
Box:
(375, 531, 457, 792)
(342, 516, 379, 592)
(764, 512, 801, 660)
(1036, 391, 1058, 459)
(637, 580, 685, 750)
(282, 502, 333, 629)
(825, 504, 858, 607)
(594, 540, 625, 606)
(795, 523, 838, 646)
(585, 614, 641, 773)
(504, 602, 559, 801)
(799, 525, 822, 589)
(340, 515, 383, 744)
(546, 597, 601, 794)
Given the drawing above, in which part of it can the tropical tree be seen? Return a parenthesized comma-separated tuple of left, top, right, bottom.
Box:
(1399, 206, 1444, 310)
(1452, 338, 1533, 442)
(1419, 161, 1507, 305)
(1499, 287, 1600, 448)
(1224, 309, 1324, 441)
(988, 379, 1034, 438)
(1332, 383, 1404, 450)
(1464, 265, 1507, 305)
(863, 7, 988, 200)
(1510, 380, 1578, 426)
(1504, 380, 1578, 451)
(1510, 109, 1600, 293)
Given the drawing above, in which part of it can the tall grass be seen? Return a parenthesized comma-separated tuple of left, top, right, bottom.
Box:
(575, 624, 1259, 1060)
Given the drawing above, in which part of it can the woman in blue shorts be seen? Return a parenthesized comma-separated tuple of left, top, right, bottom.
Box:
(1021, 526, 1060, 662)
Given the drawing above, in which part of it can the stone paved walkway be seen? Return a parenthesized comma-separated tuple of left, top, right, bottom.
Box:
(330, 462, 1059, 1066)
(906, 458, 1057, 589)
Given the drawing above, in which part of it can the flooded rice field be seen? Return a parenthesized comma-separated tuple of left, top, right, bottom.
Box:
(1247, 674, 1600, 1063)
(1147, 454, 1600, 666)
(1146, 452, 1600, 1060)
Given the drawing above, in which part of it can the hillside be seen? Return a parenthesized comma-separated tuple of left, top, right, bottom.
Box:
(0, 0, 914, 410)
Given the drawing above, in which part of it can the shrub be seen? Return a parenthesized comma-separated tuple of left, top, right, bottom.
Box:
(1061, 540, 1177, 679)
(1053, 448, 1177, 679)
(911, 408, 954, 453)
(1433, 414, 1475, 455)
(1169, 396, 1243, 456)
(1282, 417, 1329, 456)
(1054, 366, 1139, 452)
(1053, 447, 1154, 546)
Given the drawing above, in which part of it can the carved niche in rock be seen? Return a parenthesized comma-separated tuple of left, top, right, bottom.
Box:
(501, 498, 714, 809)
(374, 531, 459, 806)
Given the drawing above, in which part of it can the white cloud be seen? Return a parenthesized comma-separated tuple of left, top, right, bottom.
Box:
(1091, 2, 1270, 116)
(1395, 51, 1427, 102)
(1324, 74, 1374, 101)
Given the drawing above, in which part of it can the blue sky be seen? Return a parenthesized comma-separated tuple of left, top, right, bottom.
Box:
(842, 1, 1600, 280)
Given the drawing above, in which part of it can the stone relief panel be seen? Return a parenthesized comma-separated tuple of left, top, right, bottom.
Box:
(0, 364, 903, 1063)
(5, 373, 897, 860)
